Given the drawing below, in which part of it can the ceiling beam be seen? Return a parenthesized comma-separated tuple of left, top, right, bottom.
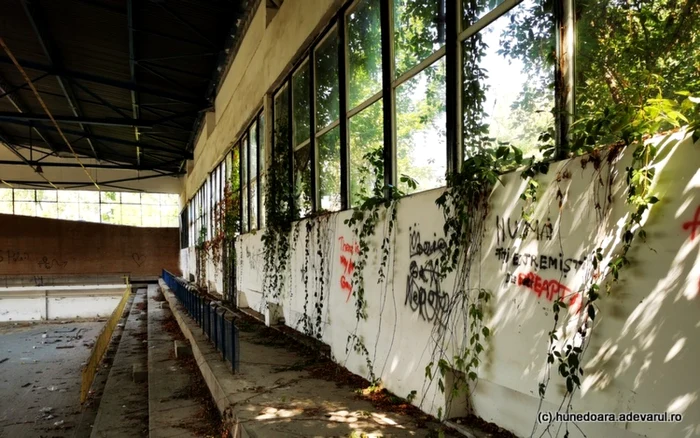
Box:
(22, 0, 100, 159)
(0, 159, 177, 171)
(0, 72, 58, 152)
(2, 120, 192, 158)
(127, 0, 141, 167)
(0, 56, 207, 106)
(0, 112, 154, 128)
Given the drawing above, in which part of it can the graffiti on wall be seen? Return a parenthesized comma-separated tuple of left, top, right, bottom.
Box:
(494, 248, 586, 277)
(494, 214, 582, 312)
(338, 236, 360, 302)
(37, 256, 68, 270)
(0, 250, 68, 270)
(682, 205, 700, 241)
(496, 214, 554, 245)
(132, 253, 146, 267)
(504, 271, 582, 313)
(405, 226, 450, 327)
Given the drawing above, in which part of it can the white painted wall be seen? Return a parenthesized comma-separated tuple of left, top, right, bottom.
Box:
(0, 286, 123, 321)
(184, 130, 700, 437)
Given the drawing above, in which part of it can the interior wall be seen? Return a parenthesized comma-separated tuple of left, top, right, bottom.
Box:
(0, 214, 180, 277)
(192, 130, 700, 438)
(183, 0, 343, 201)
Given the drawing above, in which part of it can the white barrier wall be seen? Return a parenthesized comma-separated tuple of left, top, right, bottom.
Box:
(219, 130, 699, 437)
(0, 286, 123, 321)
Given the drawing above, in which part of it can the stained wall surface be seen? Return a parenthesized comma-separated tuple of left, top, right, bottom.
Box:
(0, 214, 180, 277)
(183, 130, 700, 437)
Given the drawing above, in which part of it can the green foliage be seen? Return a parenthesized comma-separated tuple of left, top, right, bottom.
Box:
(262, 97, 295, 303)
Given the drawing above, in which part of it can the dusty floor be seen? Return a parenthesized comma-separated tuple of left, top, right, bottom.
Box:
(0, 321, 104, 438)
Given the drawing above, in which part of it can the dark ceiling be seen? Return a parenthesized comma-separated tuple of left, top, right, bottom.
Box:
(0, 0, 248, 175)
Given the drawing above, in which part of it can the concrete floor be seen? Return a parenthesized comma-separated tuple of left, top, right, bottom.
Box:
(0, 321, 104, 438)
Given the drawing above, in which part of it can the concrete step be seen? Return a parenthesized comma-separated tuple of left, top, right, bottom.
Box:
(90, 288, 149, 438)
(146, 284, 199, 438)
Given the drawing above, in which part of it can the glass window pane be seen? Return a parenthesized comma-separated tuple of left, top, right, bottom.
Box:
(101, 191, 120, 203)
(121, 192, 141, 204)
(15, 201, 36, 216)
(122, 204, 141, 226)
(250, 122, 258, 180)
(58, 191, 80, 203)
(463, 0, 554, 159)
(396, 57, 446, 194)
(293, 62, 311, 146)
(58, 203, 80, 221)
(293, 144, 312, 217)
(463, 0, 504, 30)
(81, 203, 100, 222)
(141, 193, 160, 205)
(349, 99, 384, 207)
(241, 137, 248, 189)
(318, 126, 341, 211)
(161, 205, 179, 227)
(315, 29, 340, 131)
(250, 179, 258, 230)
(36, 190, 57, 202)
(101, 204, 121, 224)
(259, 113, 266, 228)
(142, 204, 160, 227)
(347, 0, 382, 108)
(0, 201, 12, 214)
(14, 189, 34, 201)
(241, 185, 248, 232)
(37, 202, 58, 219)
(79, 191, 99, 203)
(394, 0, 446, 78)
(0, 189, 12, 201)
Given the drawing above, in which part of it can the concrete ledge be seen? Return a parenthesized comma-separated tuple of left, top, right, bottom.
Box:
(174, 340, 192, 358)
(132, 364, 147, 383)
(158, 279, 250, 438)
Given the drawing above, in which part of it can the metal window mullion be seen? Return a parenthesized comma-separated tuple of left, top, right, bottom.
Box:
(446, 0, 459, 175)
(338, 11, 349, 211)
(256, 111, 262, 227)
(380, 0, 396, 194)
(314, 119, 340, 139)
(392, 46, 446, 89)
(287, 79, 294, 213)
(347, 91, 382, 119)
(458, 0, 523, 43)
(309, 49, 318, 213)
(556, 0, 574, 156)
(239, 141, 244, 233)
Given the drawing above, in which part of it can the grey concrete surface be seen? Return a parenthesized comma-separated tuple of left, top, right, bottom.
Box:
(0, 321, 104, 437)
(159, 279, 444, 438)
(90, 289, 149, 438)
(146, 284, 200, 438)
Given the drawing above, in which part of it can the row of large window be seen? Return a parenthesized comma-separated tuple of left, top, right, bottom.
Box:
(185, 111, 266, 246)
(0, 188, 179, 227)
(183, 0, 698, 242)
(272, 0, 556, 217)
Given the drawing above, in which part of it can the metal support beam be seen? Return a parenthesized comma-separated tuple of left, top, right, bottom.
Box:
(127, 0, 141, 166)
(0, 112, 153, 128)
(0, 159, 180, 171)
(0, 72, 58, 152)
(0, 56, 206, 105)
(380, 0, 395, 195)
(22, 0, 99, 159)
(2, 120, 192, 158)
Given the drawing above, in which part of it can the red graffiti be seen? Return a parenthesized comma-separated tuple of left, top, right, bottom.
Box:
(338, 237, 360, 302)
(340, 255, 355, 275)
(516, 271, 582, 313)
(338, 236, 360, 255)
(682, 206, 700, 241)
(340, 275, 352, 302)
